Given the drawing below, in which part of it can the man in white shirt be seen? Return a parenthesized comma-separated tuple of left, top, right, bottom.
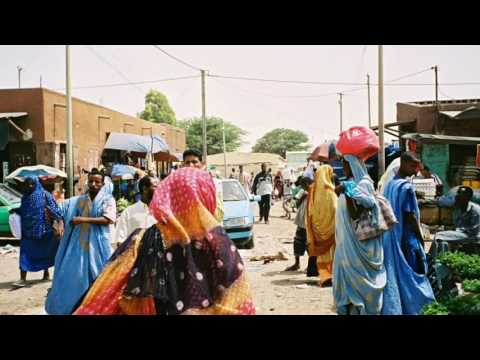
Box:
(417, 165, 443, 197)
(112, 176, 159, 247)
(252, 163, 274, 224)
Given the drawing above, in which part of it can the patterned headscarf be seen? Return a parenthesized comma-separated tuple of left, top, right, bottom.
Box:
(20, 176, 61, 239)
(149, 167, 217, 246)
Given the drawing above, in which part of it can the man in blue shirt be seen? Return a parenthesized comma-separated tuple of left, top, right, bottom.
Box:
(381, 152, 435, 315)
(430, 186, 480, 258)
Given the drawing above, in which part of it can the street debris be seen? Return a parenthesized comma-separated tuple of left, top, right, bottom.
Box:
(295, 284, 310, 289)
(250, 251, 289, 264)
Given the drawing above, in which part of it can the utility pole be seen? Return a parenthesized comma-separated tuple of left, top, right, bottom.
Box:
(40, 75, 42, 88)
(66, 46, 74, 198)
(338, 93, 343, 133)
(17, 66, 23, 88)
(378, 45, 385, 177)
(367, 73, 372, 128)
(201, 70, 207, 167)
(222, 119, 227, 178)
(433, 65, 439, 115)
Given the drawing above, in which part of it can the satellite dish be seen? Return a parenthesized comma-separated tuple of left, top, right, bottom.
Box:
(23, 129, 33, 141)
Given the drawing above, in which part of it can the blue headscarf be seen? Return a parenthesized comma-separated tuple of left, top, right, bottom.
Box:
(343, 155, 380, 228)
(20, 176, 61, 240)
(344, 155, 370, 184)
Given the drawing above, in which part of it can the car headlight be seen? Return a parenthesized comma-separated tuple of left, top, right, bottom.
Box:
(223, 217, 251, 228)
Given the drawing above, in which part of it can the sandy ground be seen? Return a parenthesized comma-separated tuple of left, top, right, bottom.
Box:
(240, 202, 336, 315)
(0, 201, 336, 315)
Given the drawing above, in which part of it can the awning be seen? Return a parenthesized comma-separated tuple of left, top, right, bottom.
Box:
(0, 112, 28, 120)
(0, 112, 29, 151)
(104, 132, 169, 154)
(402, 133, 480, 145)
(439, 107, 480, 121)
(154, 152, 183, 162)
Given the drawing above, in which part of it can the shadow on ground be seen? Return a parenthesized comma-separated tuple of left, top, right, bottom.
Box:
(271, 278, 319, 287)
(0, 279, 49, 291)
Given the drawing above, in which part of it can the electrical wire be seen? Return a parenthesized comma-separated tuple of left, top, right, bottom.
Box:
(209, 73, 480, 87)
(385, 67, 433, 83)
(439, 89, 456, 100)
(152, 45, 202, 71)
(85, 45, 145, 95)
(53, 75, 200, 91)
(211, 77, 366, 99)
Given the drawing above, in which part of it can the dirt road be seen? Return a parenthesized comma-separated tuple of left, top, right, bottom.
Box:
(240, 201, 336, 315)
(0, 201, 335, 315)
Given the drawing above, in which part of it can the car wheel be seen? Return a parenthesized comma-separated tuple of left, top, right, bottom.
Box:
(244, 236, 254, 249)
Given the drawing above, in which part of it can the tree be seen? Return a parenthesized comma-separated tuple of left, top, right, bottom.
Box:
(252, 128, 310, 158)
(177, 117, 247, 155)
(138, 89, 177, 125)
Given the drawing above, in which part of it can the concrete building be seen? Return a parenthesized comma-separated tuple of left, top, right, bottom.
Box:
(207, 152, 286, 177)
(396, 98, 480, 137)
(0, 88, 186, 194)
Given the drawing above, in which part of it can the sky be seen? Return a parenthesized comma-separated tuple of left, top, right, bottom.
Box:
(1, 45, 480, 151)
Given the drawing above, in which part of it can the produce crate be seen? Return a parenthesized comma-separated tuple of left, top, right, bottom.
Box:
(440, 207, 454, 226)
(420, 205, 440, 225)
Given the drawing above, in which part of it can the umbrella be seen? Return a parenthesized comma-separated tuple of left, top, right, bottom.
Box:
(5, 165, 67, 182)
(104, 133, 169, 154)
(111, 164, 139, 177)
(309, 141, 338, 162)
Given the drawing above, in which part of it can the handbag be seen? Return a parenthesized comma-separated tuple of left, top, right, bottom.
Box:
(352, 189, 397, 241)
(8, 212, 22, 239)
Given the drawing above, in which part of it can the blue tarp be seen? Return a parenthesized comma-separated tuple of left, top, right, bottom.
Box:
(104, 132, 169, 154)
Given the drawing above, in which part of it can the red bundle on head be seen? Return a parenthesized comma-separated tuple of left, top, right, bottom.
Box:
(336, 126, 379, 161)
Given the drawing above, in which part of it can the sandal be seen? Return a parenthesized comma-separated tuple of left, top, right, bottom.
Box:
(12, 281, 27, 288)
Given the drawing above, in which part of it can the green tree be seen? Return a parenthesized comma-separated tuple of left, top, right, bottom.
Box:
(252, 128, 310, 158)
(138, 89, 177, 125)
(178, 117, 247, 155)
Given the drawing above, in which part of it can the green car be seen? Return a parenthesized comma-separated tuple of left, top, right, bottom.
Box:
(0, 183, 22, 236)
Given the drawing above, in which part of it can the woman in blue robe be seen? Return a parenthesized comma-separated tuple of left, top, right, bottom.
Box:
(45, 170, 116, 315)
(12, 176, 62, 288)
(381, 153, 435, 315)
(333, 155, 386, 315)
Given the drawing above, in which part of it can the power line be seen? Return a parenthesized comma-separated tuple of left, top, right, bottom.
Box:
(53, 75, 200, 91)
(209, 74, 366, 86)
(152, 45, 202, 71)
(211, 77, 366, 99)
(386, 67, 432, 83)
(439, 89, 456, 100)
(85, 45, 145, 95)
(209, 73, 480, 87)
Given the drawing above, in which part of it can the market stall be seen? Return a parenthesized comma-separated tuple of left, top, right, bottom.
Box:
(403, 133, 480, 227)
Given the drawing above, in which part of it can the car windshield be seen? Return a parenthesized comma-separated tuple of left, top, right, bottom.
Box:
(222, 181, 247, 202)
(0, 184, 22, 204)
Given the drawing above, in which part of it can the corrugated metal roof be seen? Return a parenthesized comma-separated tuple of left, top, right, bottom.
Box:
(0, 112, 28, 119)
(402, 133, 480, 145)
(439, 111, 462, 118)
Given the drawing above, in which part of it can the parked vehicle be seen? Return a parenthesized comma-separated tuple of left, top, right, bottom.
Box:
(0, 183, 22, 237)
(221, 179, 260, 249)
